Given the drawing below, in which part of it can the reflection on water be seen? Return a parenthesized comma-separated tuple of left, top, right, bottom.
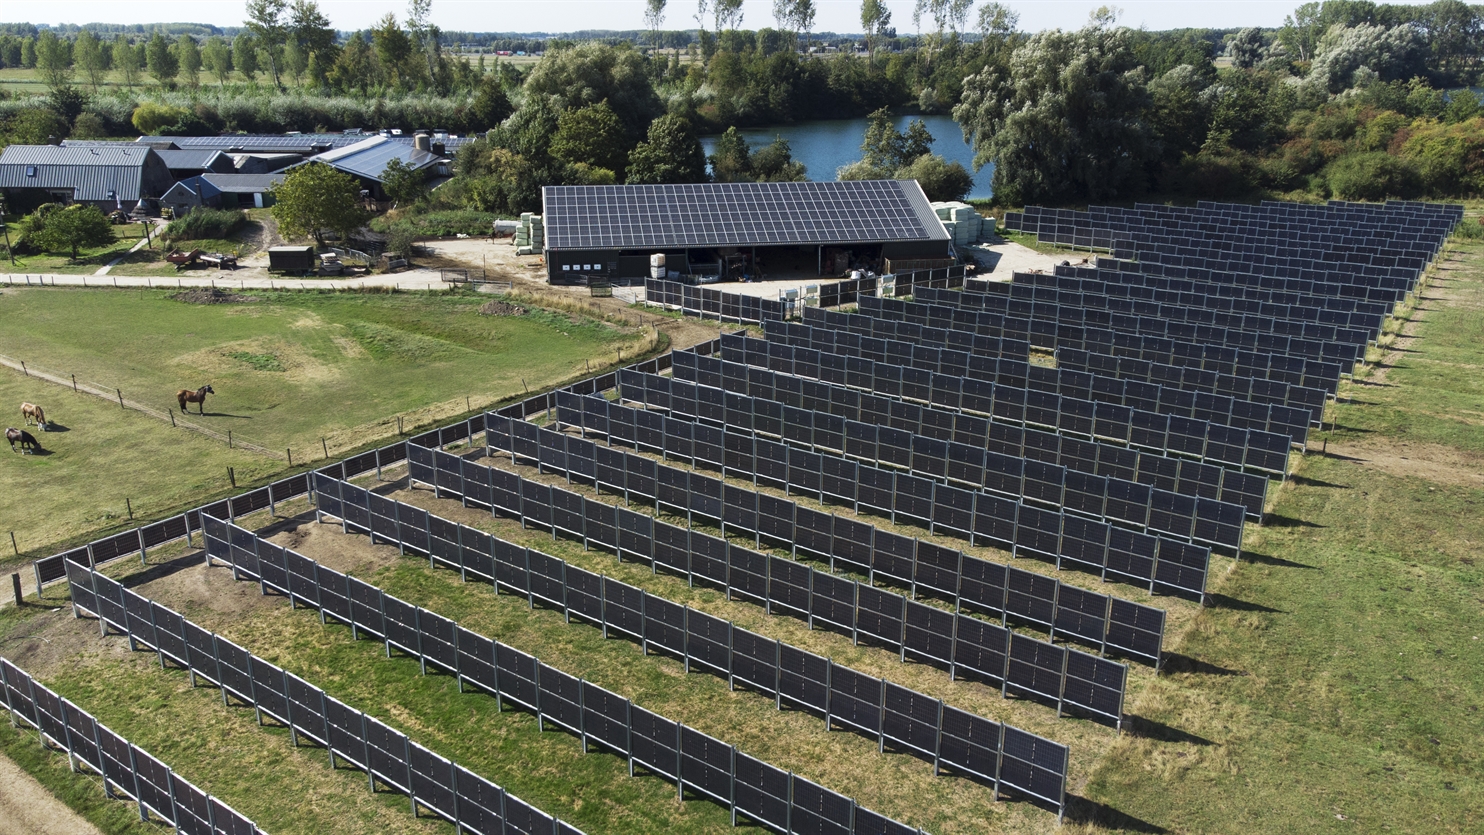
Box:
(700, 114, 995, 200)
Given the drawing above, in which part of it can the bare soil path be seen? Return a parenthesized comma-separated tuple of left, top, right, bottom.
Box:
(0, 749, 103, 835)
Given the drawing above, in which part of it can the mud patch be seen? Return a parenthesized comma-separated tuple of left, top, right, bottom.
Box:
(1328, 440, 1484, 490)
(478, 300, 528, 316)
(171, 288, 259, 305)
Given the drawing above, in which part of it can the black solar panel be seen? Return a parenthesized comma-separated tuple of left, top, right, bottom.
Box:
(542, 181, 947, 250)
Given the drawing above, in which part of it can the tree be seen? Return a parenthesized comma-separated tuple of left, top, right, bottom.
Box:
(645, 0, 668, 51)
(522, 43, 664, 140)
(245, 0, 289, 87)
(269, 162, 371, 245)
(283, 39, 308, 85)
(550, 102, 630, 177)
(328, 35, 371, 94)
(1226, 27, 1264, 70)
(114, 36, 142, 87)
(74, 31, 108, 92)
(20, 37, 35, 70)
(1, 107, 70, 146)
(202, 36, 233, 85)
(33, 204, 114, 261)
(713, 0, 745, 35)
(1306, 22, 1425, 94)
(373, 14, 413, 88)
(861, 0, 892, 62)
(468, 73, 514, 129)
(626, 115, 707, 184)
(896, 153, 972, 201)
(748, 136, 806, 181)
(407, 0, 442, 89)
(381, 158, 430, 206)
(233, 33, 259, 81)
(954, 19, 1156, 205)
(33, 31, 73, 91)
(146, 33, 179, 87)
(709, 127, 752, 181)
(174, 35, 202, 88)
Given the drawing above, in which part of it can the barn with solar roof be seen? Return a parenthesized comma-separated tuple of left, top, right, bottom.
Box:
(540, 180, 953, 284)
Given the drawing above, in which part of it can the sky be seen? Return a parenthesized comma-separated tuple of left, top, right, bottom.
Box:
(0, 1, 1445, 36)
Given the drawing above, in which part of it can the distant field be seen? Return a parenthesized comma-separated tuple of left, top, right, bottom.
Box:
(0, 286, 654, 557)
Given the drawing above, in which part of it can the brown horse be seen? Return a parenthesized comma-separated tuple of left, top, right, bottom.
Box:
(6, 428, 42, 453)
(177, 384, 215, 415)
(20, 402, 45, 428)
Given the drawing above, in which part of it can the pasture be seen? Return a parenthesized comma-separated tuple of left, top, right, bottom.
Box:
(0, 286, 655, 559)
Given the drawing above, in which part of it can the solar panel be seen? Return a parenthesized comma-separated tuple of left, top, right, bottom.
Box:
(542, 180, 948, 250)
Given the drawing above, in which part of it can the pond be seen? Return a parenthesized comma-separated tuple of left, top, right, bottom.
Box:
(699, 113, 995, 200)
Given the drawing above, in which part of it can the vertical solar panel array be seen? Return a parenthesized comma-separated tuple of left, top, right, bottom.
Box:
(1, 657, 268, 835)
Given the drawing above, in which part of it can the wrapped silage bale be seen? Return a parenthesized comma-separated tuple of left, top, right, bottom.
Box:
(941, 219, 959, 240)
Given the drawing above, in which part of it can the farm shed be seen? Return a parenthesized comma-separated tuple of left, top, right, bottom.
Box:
(0, 144, 174, 213)
(539, 180, 952, 285)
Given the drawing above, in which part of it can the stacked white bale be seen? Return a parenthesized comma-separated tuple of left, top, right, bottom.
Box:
(515, 213, 543, 256)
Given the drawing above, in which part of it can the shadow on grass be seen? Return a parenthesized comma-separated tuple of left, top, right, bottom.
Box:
(1349, 378, 1397, 388)
(38, 423, 71, 433)
(1238, 550, 1319, 570)
(1289, 473, 1349, 489)
(1158, 652, 1247, 678)
(1264, 513, 1326, 529)
(1122, 713, 1216, 748)
(1204, 593, 1286, 614)
(1062, 795, 1170, 833)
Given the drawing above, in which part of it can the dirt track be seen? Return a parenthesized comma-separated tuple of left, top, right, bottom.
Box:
(0, 746, 102, 835)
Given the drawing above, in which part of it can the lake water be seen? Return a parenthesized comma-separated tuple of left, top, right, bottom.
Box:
(700, 114, 995, 200)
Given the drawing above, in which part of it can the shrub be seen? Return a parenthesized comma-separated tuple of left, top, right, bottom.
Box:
(131, 101, 188, 134)
(1322, 151, 1420, 201)
(163, 208, 246, 242)
(1399, 117, 1484, 197)
(371, 209, 500, 238)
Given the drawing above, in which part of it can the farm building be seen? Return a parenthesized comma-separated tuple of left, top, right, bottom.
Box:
(539, 180, 952, 284)
(0, 144, 174, 212)
(304, 135, 452, 200)
(201, 173, 285, 209)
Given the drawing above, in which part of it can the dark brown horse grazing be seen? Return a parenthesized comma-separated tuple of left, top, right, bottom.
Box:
(6, 428, 42, 453)
(20, 402, 45, 428)
(177, 385, 215, 415)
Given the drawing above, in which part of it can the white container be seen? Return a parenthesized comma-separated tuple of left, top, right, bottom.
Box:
(650, 253, 666, 268)
(651, 266, 667, 279)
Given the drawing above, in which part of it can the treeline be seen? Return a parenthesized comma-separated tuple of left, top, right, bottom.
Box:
(958, 0, 1484, 204)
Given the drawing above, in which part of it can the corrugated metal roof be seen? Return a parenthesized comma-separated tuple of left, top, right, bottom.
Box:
(141, 133, 474, 155)
(156, 149, 229, 170)
(309, 136, 445, 182)
(1, 144, 152, 167)
(0, 144, 157, 201)
(201, 173, 285, 193)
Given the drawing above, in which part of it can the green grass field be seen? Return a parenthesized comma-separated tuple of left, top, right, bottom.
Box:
(0, 286, 654, 559)
(0, 223, 155, 275)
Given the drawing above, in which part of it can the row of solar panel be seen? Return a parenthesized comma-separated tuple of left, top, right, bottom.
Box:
(1042, 265, 1394, 319)
(1006, 217, 1442, 266)
(1111, 244, 1421, 291)
(1, 658, 266, 835)
(648, 360, 1250, 550)
(699, 340, 1271, 518)
(645, 279, 793, 324)
(1024, 201, 1456, 245)
(755, 324, 1315, 446)
(64, 559, 577, 835)
(861, 291, 1362, 371)
(918, 285, 1372, 364)
(197, 511, 943, 833)
(310, 473, 1078, 815)
(474, 412, 1157, 679)
(1099, 253, 1413, 300)
(464, 423, 1166, 667)
(1085, 257, 1407, 305)
(801, 307, 1328, 427)
(976, 274, 1386, 334)
(565, 389, 1211, 600)
(803, 306, 1342, 397)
